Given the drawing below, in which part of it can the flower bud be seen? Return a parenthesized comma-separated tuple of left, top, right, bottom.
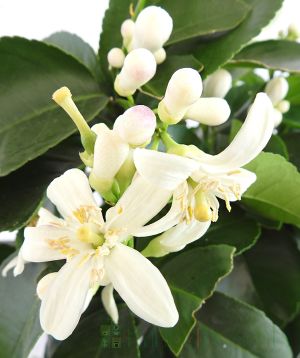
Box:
(288, 23, 300, 40)
(153, 48, 166, 64)
(276, 100, 290, 113)
(121, 19, 135, 40)
(272, 108, 283, 127)
(114, 49, 157, 97)
(114, 105, 156, 146)
(158, 68, 202, 124)
(265, 77, 289, 106)
(184, 98, 231, 126)
(107, 48, 125, 68)
(132, 6, 173, 52)
(203, 69, 232, 98)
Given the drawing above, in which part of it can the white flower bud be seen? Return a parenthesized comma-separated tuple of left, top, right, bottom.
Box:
(265, 77, 289, 106)
(114, 49, 157, 97)
(114, 105, 156, 146)
(184, 98, 231, 126)
(153, 48, 166, 64)
(121, 19, 135, 39)
(203, 69, 232, 98)
(158, 68, 202, 124)
(107, 48, 125, 68)
(132, 6, 173, 52)
(276, 100, 290, 113)
(271, 108, 283, 128)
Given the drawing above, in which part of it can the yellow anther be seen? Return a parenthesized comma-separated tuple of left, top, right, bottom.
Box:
(73, 207, 89, 224)
(194, 190, 212, 222)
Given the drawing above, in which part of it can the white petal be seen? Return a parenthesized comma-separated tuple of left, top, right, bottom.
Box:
(37, 208, 65, 227)
(37, 272, 58, 299)
(101, 284, 119, 324)
(143, 220, 210, 257)
(105, 243, 178, 327)
(2, 247, 26, 277)
(192, 93, 274, 172)
(105, 175, 172, 237)
(40, 255, 93, 340)
(47, 169, 97, 221)
(134, 148, 199, 190)
(133, 181, 188, 237)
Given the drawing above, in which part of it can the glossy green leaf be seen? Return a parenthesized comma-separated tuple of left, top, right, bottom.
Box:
(194, 0, 284, 75)
(245, 229, 300, 326)
(0, 136, 82, 231)
(157, 0, 250, 45)
(160, 245, 235, 356)
(0, 258, 45, 358)
(180, 292, 293, 358)
(195, 206, 261, 254)
(232, 40, 300, 73)
(52, 305, 139, 358)
(285, 315, 300, 357)
(0, 37, 107, 176)
(140, 326, 171, 358)
(44, 31, 99, 77)
(243, 152, 300, 226)
(264, 135, 289, 158)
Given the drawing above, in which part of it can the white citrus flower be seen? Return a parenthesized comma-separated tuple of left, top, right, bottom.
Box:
(203, 69, 232, 98)
(14, 169, 178, 340)
(133, 93, 274, 255)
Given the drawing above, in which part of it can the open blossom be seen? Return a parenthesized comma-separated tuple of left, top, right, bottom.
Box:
(134, 93, 274, 256)
(7, 169, 178, 340)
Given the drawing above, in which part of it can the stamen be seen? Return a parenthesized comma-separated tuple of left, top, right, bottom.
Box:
(194, 190, 212, 222)
(77, 225, 105, 248)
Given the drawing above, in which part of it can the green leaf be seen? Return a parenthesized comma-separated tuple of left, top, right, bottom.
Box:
(194, 206, 261, 254)
(157, 0, 250, 45)
(140, 327, 171, 358)
(0, 136, 82, 231)
(243, 152, 300, 226)
(51, 305, 140, 358)
(0, 258, 45, 358)
(144, 55, 203, 97)
(287, 75, 300, 105)
(283, 133, 300, 170)
(232, 40, 300, 73)
(194, 0, 284, 75)
(245, 229, 300, 326)
(0, 37, 107, 176)
(264, 135, 289, 158)
(0, 244, 14, 264)
(180, 292, 293, 358)
(159, 245, 235, 356)
(44, 31, 99, 77)
(285, 315, 300, 356)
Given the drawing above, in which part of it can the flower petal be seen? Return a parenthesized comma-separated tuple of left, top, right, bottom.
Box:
(47, 169, 98, 222)
(37, 272, 58, 299)
(134, 148, 199, 190)
(104, 243, 178, 327)
(37, 208, 65, 227)
(105, 175, 172, 237)
(40, 255, 93, 340)
(192, 93, 274, 172)
(101, 284, 119, 324)
(142, 220, 210, 257)
(1, 249, 26, 277)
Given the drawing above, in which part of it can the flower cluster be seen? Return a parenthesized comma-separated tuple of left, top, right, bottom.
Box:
(3, 5, 276, 341)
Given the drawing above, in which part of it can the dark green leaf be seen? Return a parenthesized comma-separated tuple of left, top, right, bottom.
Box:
(265, 135, 289, 158)
(0, 136, 82, 231)
(180, 292, 293, 358)
(0, 37, 107, 176)
(44, 31, 99, 78)
(159, 245, 235, 355)
(243, 152, 300, 226)
(51, 305, 139, 358)
(0, 244, 15, 264)
(285, 315, 300, 356)
(283, 133, 300, 170)
(245, 229, 300, 326)
(0, 258, 45, 358)
(140, 326, 172, 358)
(232, 40, 300, 73)
(194, 0, 284, 75)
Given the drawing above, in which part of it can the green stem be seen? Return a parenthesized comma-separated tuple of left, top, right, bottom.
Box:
(132, 0, 146, 20)
(150, 134, 160, 150)
(160, 131, 178, 150)
(127, 95, 135, 106)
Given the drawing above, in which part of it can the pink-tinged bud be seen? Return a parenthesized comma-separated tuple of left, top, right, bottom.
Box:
(114, 49, 157, 97)
(132, 6, 173, 52)
(107, 48, 125, 68)
(114, 105, 156, 146)
(184, 98, 231, 126)
(265, 77, 289, 106)
(203, 69, 232, 98)
(153, 48, 166, 64)
(158, 68, 202, 124)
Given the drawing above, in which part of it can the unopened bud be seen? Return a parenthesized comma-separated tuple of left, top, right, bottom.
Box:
(114, 49, 157, 97)
(153, 48, 166, 64)
(158, 68, 202, 124)
(276, 100, 290, 113)
(184, 97, 230, 126)
(114, 105, 156, 146)
(288, 23, 300, 40)
(52, 87, 96, 154)
(132, 6, 173, 52)
(107, 48, 125, 68)
(272, 108, 283, 128)
(203, 69, 232, 98)
(265, 77, 289, 106)
(121, 19, 135, 39)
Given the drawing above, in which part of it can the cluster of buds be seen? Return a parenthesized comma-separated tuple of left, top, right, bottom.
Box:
(265, 76, 290, 127)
